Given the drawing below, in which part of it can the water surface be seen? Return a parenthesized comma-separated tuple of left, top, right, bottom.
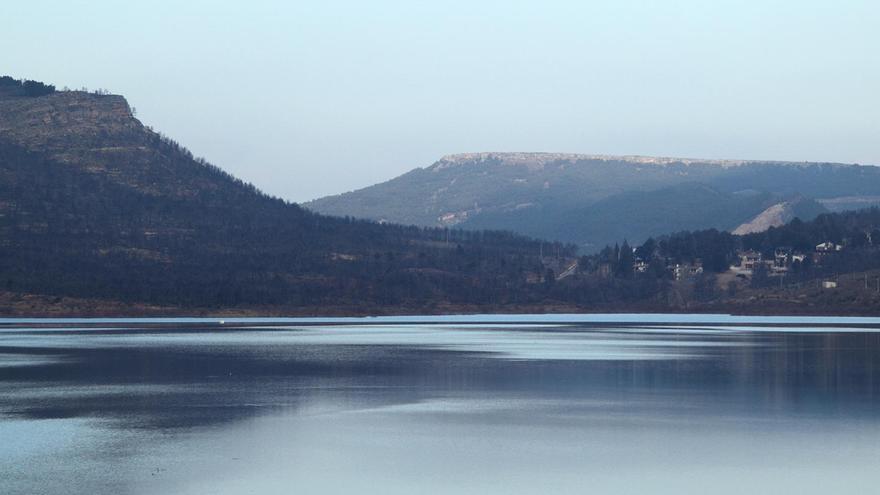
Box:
(2, 315, 880, 494)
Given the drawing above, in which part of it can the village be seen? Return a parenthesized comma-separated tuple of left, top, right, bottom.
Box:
(631, 240, 847, 288)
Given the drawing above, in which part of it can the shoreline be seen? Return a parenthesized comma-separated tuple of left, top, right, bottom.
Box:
(5, 290, 880, 319)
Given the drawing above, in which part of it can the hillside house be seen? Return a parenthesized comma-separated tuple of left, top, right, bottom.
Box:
(816, 241, 843, 253)
(774, 247, 792, 267)
(739, 250, 762, 270)
(731, 250, 761, 276)
(672, 262, 703, 281)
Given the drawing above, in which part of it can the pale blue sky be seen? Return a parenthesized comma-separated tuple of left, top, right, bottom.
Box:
(5, 0, 879, 202)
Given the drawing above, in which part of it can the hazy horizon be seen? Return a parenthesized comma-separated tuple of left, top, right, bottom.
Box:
(6, 0, 879, 202)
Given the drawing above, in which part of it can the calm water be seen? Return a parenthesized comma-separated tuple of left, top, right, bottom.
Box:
(2, 315, 880, 494)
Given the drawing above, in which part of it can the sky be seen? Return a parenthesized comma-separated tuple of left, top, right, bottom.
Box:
(5, 0, 879, 202)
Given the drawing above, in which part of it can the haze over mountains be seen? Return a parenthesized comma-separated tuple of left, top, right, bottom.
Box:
(306, 152, 880, 251)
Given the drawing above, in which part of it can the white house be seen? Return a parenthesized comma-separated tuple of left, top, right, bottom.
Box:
(816, 242, 842, 252)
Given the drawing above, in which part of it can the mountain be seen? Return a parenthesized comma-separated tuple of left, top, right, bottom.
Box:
(0, 79, 575, 314)
(5, 76, 880, 317)
(306, 152, 880, 250)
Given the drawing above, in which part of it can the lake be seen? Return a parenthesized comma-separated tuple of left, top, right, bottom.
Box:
(2, 314, 880, 494)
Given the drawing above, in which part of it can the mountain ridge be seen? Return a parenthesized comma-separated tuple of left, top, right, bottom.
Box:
(307, 152, 880, 250)
(430, 151, 858, 171)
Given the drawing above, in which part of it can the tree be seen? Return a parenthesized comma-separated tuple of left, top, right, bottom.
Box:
(694, 273, 718, 301)
(21, 79, 55, 97)
(617, 240, 634, 278)
(750, 263, 769, 288)
(635, 237, 656, 260)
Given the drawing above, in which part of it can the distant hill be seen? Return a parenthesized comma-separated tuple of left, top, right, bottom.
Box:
(306, 152, 880, 251)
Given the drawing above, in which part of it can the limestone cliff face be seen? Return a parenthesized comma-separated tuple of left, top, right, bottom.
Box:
(0, 91, 140, 152)
(430, 152, 804, 172)
(0, 91, 222, 198)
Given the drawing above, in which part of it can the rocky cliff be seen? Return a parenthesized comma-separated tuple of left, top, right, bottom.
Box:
(0, 90, 243, 198)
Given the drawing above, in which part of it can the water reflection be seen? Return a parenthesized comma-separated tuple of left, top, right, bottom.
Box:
(1, 321, 880, 494)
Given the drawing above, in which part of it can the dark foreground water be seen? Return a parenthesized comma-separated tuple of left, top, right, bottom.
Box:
(2, 315, 880, 494)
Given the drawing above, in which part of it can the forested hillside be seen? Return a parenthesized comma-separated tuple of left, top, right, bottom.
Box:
(559, 208, 880, 314)
(0, 81, 573, 313)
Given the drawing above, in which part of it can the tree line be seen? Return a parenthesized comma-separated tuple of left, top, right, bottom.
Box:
(0, 76, 56, 97)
